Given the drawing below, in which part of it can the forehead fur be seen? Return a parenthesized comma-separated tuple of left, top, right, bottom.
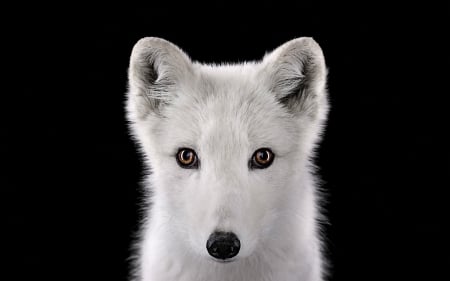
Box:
(152, 63, 300, 158)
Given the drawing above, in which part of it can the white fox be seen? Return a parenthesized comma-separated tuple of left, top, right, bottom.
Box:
(126, 37, 329, 281)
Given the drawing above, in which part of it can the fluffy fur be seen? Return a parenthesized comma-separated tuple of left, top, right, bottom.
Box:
(126, 37, 329, 281)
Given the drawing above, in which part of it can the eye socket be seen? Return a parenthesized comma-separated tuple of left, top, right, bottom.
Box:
(176, 148, 199, 169)
(251, 148, 274, 169)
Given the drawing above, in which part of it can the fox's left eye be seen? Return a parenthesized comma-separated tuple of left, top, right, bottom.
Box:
(176, 148, 199, 169)
(250, 148, 274, 169)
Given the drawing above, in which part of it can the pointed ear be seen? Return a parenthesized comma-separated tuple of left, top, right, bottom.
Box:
(262, 37, 328, 120)
(127, 37, 193, 120)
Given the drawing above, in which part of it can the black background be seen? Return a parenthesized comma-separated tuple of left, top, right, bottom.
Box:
(4, 2, 449, 281)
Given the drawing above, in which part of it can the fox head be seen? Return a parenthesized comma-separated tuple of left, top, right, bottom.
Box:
(127, 37, 328, 262)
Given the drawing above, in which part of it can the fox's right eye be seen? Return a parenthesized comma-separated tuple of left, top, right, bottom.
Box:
(250, 148, 275, 169)
(176, 148, 199, 169)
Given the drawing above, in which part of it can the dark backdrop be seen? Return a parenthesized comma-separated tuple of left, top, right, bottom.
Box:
(4, 2, 449, 281)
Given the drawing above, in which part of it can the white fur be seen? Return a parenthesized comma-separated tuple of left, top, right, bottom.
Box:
(126, 37, 329, 281)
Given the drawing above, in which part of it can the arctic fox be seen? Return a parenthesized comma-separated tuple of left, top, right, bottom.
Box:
(126, 37, 329, 281)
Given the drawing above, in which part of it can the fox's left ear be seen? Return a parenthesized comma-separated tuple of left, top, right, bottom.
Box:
(127, 37, 193, 120)
(262, 37, 328, 121)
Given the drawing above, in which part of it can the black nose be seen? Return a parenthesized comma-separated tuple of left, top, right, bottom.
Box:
(206, 231, 240, 260)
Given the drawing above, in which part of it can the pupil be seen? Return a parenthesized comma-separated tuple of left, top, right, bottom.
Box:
(259, 151, 267, 161)
(183, 151, 191, 161)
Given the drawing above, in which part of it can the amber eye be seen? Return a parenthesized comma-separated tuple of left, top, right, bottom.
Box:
(251, 148, 274, 169)
(176, 148, 199, 169)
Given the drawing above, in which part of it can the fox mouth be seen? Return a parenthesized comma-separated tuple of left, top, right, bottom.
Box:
(210, 256, 238, 263)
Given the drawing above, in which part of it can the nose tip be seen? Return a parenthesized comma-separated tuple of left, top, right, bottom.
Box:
(206, 231, 240, 260)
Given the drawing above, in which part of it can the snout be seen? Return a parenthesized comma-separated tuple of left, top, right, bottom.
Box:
(206, 231, 240, 261)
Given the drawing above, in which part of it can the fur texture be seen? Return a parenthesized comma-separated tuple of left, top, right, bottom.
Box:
(126, 37, 329, 281)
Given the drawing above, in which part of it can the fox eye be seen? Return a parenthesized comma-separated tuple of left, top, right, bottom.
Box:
(251, 148, 274, 169)
(176, 148, 199, 169)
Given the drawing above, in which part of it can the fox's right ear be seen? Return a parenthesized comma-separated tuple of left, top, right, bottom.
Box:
(262, 37, 328, 122)
(127, 37, 193, 120)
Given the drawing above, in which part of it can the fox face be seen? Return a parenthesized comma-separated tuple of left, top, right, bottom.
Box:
(127, 37, 328, 263)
